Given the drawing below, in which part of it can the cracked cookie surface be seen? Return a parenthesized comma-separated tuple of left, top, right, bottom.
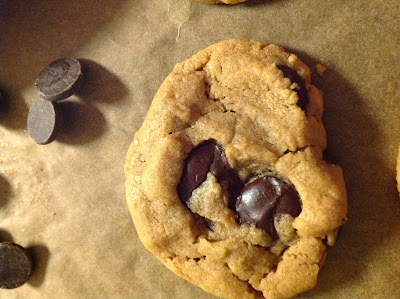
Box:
(125, 39, 347, 298)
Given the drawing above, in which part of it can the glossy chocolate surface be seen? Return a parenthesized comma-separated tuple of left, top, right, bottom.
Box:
(235, 176, 301, 235)
(177, 140, 242, 207)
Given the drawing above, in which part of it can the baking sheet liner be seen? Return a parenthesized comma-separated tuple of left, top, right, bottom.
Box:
(0, 0, 399, 297)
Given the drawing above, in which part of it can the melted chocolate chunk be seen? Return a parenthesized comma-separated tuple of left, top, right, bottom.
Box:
(178, 140, 302, 237)
(277, 65, 308, 110)
(177, 141, 215, 204)
(177, 140, 243, 207)
(235, 176, 301, 235)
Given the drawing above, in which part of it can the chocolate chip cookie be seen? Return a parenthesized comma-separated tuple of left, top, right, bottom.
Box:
(125, 39, 347, 298)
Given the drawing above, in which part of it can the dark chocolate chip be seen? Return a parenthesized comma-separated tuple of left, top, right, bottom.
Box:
(209, 143, 243, 210)
(0, 242, 32, 289)
(27, 99, 63, 145)
(177, 140, 243, 207)
(277, 65, 308, 110)
(235, 176, 301, 235)
(177, 141, 215, 204)
(35, 58, 83, 102)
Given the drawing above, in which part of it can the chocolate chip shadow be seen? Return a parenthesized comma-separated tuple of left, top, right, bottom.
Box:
(244, 0, 287, 7)
(26, 244, 50, 288)
(0, 175, 13, 209)
(0, 87, 29, 130)
(288, 50, 400, 297)
(54, 59, 128, 144)
(76, 59, 128, 104)
(56, 100, 106, 145)
(0, 230, 14, 243)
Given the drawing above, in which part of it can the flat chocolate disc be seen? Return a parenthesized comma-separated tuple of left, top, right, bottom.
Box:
(0, 242, 32, 289)
(35, 58, 83, 101)
(27, 99, 63, 145)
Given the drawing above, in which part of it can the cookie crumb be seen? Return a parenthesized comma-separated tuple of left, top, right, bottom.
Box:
(316, 64, 327, 76)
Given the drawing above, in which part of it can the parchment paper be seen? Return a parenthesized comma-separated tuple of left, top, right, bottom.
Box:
(0, 0, 399, 298)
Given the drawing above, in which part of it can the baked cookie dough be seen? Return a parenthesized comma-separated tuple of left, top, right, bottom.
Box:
(397, 143, 400, 194)
(125, 39, 347, 298)
(193, 0, 246, 4)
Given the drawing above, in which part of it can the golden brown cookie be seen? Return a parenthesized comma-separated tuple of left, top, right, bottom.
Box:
(125, 39, 347, 298)
(397, 143, 400, 194)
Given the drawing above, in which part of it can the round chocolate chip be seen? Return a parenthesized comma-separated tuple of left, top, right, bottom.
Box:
(35, 58, 83, 102)
(235, 176, 302, 235)
(177, 140, 243, 207)
(0, 242, 32, 289)
(27, 99, 63, 145)
(277, 65, 308, 110)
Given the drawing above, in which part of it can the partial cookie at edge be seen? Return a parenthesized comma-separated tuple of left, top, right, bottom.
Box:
(397, 142, 400, 194)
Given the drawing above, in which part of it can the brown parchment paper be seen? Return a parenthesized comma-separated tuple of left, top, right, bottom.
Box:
(0, 0, 399, 298)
